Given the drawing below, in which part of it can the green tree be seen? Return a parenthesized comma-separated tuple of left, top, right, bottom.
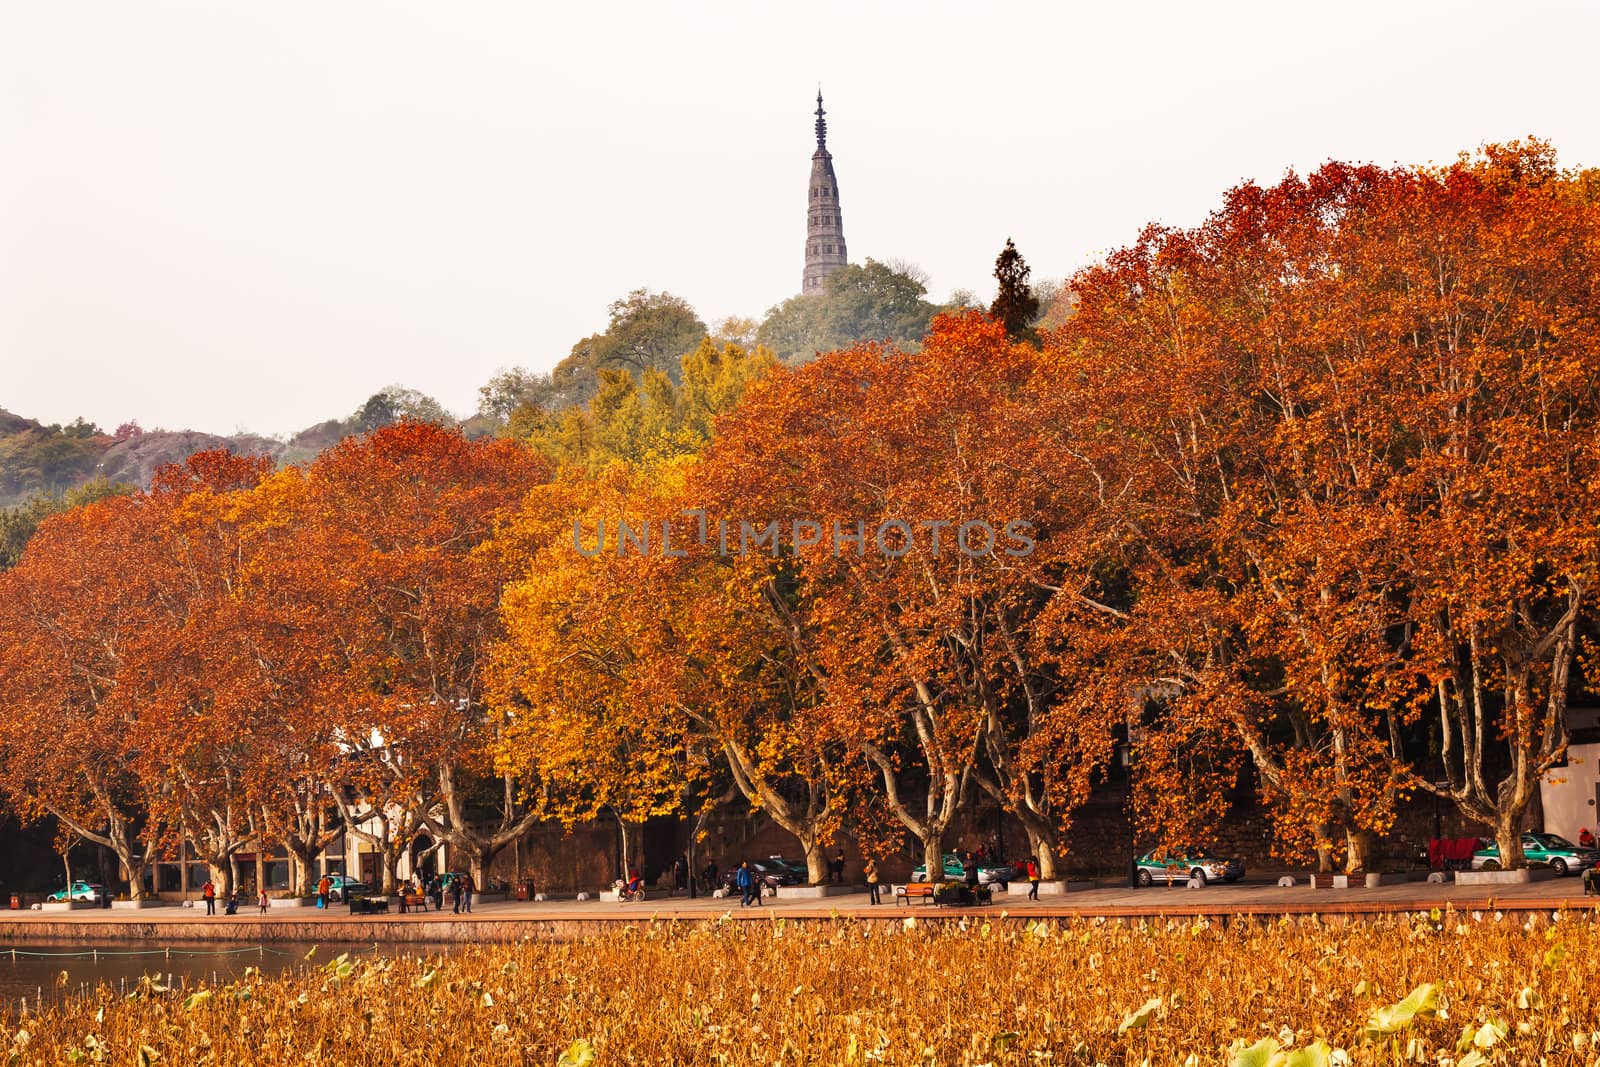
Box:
(477, 367, 557, 423)
(479, 290, 709, 432)
(544, 289, 709, 407)
(989, 237, 1040, 340)
(513, 339, 775, 470)
(756, 259, 940, 364)
(0, 478, 133, 572)
(352, 385, 456, 433)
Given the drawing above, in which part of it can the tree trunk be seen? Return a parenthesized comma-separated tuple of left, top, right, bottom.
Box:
(1313, 830, 1336, 874)
(380, 847, 401, 893)
(1493, 814, 1527, 871)
(48, 801, 152, 899)
(922, 837, 945, 883)
(802, 844, 829, 885)
(207, 862, 233, 900)
(118, 854, 154, 900)
(1344, 828, 1374, 874)
(1025, 825, 1059, 880)
(288, 852, 313, 897)
(718, 739, 834, 884)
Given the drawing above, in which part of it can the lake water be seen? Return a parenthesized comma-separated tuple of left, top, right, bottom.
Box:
(0, 941, 416, 1013)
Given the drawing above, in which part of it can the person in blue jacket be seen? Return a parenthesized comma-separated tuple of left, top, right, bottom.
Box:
(736, 861, 759, 908)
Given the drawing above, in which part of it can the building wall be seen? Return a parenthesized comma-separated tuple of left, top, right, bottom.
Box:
(1541, 739, 1600, 843)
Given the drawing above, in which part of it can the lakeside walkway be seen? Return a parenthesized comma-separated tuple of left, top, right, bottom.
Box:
(2, 877, 1597, 944)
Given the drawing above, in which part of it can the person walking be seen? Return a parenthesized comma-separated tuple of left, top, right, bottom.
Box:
(830, 849, 846, 884)
(736, 861, 754, 908)
(963, 853, 979, 893)
(429, 875, 444, 913)
(460, 871, 475, 914)
(1026, 857, 1041, 901)
(450, 874, 464, 914)
(316, 874, 331, 910)
(257, 888, 269, 915)
(863, 857, 880, 905)
(201, 879, 216, 916)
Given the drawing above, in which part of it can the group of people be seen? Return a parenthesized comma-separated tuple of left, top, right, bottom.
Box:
(732, 860, 765, 907)
(857, 851, 1045, 904)
(305, 871, 476, 912)
(198, 879, 271, 916)
(396, 872, 477, 913)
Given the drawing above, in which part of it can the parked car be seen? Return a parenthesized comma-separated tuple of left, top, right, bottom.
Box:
(324, 874, 371, 902)
(763, 857, 809, 881)
(46, 880, 106, 903)
(1471, 832, 1600, 875)
(910, 853, 1014, 887)
(1134, 848, 1245, 887)
(720, 858, 805, 892)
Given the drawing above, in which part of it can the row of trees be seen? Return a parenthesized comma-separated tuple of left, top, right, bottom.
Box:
(486, 142, 1600, 878)
(0, 425, 549, 898)
(1, 143, 1594, 893)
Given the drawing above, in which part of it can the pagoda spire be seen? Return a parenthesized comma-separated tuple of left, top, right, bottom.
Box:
(802, 89, 847, 295)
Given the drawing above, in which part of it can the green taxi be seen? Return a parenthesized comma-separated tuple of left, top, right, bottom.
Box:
(1471, 832, 1599, 875)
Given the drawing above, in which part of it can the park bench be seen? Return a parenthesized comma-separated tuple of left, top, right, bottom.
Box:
(349, 895, 389, 915)
(894, 883, 936, 906)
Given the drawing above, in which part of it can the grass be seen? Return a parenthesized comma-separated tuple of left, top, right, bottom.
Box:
(7, 906, 1600, 1065)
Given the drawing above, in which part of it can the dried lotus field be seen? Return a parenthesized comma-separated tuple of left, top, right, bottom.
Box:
(8, 909, 1600, 1065)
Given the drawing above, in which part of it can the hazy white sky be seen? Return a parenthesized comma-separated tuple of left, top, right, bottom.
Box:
(4, 1, 1598, 436)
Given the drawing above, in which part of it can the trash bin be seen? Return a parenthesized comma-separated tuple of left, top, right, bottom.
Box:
(514, 879, 536, 901)
(9, 895, 20, 911)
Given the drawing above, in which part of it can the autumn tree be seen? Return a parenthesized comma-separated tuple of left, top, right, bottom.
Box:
(490, 466, 704, 881)
(0, 495, 162, 896)
(1047, 141, 1600, 871)
(492, 341, 838, 880)
(1367, 144, 1600, 869)
(695, 315, 1119, 878)
(280, 422, 548, 888)
(123, 452, 286, 899)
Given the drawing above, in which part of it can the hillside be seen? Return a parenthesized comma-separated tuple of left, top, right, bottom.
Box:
(0, 409, 304, 507)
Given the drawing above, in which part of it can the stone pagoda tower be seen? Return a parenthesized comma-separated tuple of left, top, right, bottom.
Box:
(802, 91, 848, 294)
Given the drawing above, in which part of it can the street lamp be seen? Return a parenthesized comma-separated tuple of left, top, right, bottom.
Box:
(1118, 742, 1137, 888)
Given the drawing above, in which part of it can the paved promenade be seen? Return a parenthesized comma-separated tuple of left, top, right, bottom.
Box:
(0, 876, 1595, 944)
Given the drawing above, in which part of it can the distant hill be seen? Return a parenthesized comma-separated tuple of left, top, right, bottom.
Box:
(0, 383, 476, 509)
(0, 409, 329, 507)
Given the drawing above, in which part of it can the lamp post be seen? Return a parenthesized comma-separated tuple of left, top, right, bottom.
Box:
(1119, 742, 1137, 888)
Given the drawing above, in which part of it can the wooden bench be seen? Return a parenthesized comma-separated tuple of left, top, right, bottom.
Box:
(349, 895, 389, 915)
(894, 882, 936, 906)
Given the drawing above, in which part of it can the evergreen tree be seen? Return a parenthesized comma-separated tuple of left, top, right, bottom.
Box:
(989, 237, 1040, 340)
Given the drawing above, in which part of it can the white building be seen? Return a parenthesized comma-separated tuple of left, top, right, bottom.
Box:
(1539, 706, 1600, 842)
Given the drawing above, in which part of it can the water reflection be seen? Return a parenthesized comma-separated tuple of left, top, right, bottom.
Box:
(0, 942, 395, 1011)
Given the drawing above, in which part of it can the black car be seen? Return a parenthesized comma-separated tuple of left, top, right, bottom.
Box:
(721, 858, 806, 892)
